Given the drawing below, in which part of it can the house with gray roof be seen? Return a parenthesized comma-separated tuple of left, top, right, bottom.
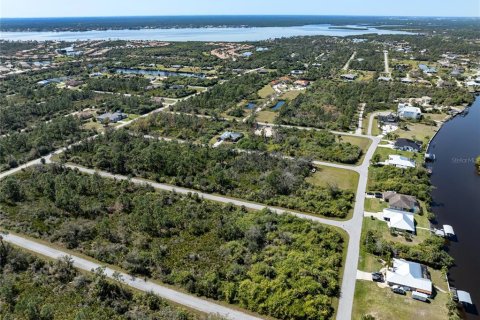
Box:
(383, 191, 420, 213)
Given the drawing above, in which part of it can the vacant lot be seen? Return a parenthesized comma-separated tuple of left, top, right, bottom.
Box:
(307, 165, 359, 191)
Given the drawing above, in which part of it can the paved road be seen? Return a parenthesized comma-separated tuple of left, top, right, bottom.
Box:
(335, 135, 380, 320)
(356, 103, 366, 135)
(383, 50, 390, 75)
(55, 160, 348, 229)
(0, 100, 383, 320)
(50, 131, 380, 320)
(342, 51, 357, 71)
(0, 232, 262, 320)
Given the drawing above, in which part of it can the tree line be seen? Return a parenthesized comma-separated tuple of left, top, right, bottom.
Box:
(61, 130, 354, 218)
(0, 165, 346, 319)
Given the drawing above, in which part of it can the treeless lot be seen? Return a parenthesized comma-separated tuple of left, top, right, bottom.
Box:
(307, 165, 359, 191)
(353, 280, 449, 320)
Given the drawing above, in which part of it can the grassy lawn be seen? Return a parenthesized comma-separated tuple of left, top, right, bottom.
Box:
(353, 280, 449, 320)
(125, 114, 140, 121)
(395, 122, 439, 145)
(82, 120, 104, 132)
(280, 90, 304, 101)
(306, 165, 359, 191)
(371, 117, 381, 136)
(364, 198, 388, 212)
(373, 146, 423, 164)
(255, 110, 277, 123)
(358, 251, 384, 273)
(362, 216, 430, 246)
(258, 84, 275, 98)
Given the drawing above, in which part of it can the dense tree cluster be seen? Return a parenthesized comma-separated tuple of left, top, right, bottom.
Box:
(131, 112, 228, 144)
(0, 116, 93, 172)
(238, 127, 363, 164)
(364, 229, 454, 269)
(276, 79, 474, 130)
(0, 86, 94, 134)
(0, 166, 346, 319)
(368, 166, 432, 202)
(86, 76, 151, 93)
(349, 47, 384, 72)
(61, 130, 354, 217)
(0, 243, 203, 320)
(174, 74, 271, 115)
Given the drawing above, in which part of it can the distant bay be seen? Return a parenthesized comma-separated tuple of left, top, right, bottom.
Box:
(0, 24, 414, 42)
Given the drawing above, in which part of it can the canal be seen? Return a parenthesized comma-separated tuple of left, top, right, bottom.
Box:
(428, 96, 480, 319)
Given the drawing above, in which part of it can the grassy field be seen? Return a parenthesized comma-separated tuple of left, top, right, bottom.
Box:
(371, 117, 381, 136)
(82, 120, 104, 132)
(373, 146, 423, 164)
(395, 122, 439, 145)
(280, 90, 304, 101)
(364, 198, 388, 212)
(306, 165, 359, 191)
(353, 280, 449, 320)
(362, 215, 431, 246)
(255, 110, 277, 123)
(258, 84, 275, 98)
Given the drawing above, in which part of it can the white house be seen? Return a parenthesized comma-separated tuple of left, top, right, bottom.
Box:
(382, 208, 415, 234)
(386, 259, 432, 295)
(385, 155, 416, 169)
(398, 103, 422, 119)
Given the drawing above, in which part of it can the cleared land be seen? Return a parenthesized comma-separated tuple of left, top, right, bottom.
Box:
(353, 280, 449, 320)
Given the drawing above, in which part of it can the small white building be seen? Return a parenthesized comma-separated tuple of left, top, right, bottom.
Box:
(386, 259, 432, 295)
(398, 103, 422, 119)
(385, 155, 416, 169)
(382, 208, 416, 234)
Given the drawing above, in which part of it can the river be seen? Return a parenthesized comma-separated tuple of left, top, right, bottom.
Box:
(0, 24, 413, 42)
(428, 96, 480, 318)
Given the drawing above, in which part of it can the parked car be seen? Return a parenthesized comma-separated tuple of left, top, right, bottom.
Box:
(374, 192, 383, 198)
(412, 291, 429, 302)
(371, 272, 384, 282)
(391, 285, 406, 295)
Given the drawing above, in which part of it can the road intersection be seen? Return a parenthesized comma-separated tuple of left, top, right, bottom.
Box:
(0, 104, 382, 319)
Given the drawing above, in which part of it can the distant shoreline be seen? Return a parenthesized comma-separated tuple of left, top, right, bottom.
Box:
(1, 15, 477, 33)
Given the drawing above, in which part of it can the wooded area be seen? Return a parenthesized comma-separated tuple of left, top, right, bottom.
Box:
(60, 130, 354, 217)
(0, 165, 346, 319)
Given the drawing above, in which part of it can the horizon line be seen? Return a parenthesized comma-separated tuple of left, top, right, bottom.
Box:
(1, 14, 479, 19)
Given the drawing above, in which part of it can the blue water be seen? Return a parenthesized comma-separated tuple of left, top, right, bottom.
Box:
(272, 101, 286, 111)
(0, 24, 414, 42)
(245, 102, 256, 109)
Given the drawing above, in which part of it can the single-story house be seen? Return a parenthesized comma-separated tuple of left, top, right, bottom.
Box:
(378, 113, 398, 125)
(219, 131, 243, 142)
(290, 70, 305, 76)
(386, 259, 432, 295)
(341, 74, 357, 81)
(385, 155, 416, 169)
(382, 208, 416, 234)
(419, 64, 437, 74)
(383, 191, 420, 213)
(378, 76, 392, 82)
(97, 111, 127, 124)
(394, 138, 422, 153)
(398, 103, 422, 120)
(400, 77, 414, 84)
(294, 80, 310, 87)
(66, 80, 84, 88)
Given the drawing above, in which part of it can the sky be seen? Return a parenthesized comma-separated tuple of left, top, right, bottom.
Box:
(1, 0, 479, 18)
